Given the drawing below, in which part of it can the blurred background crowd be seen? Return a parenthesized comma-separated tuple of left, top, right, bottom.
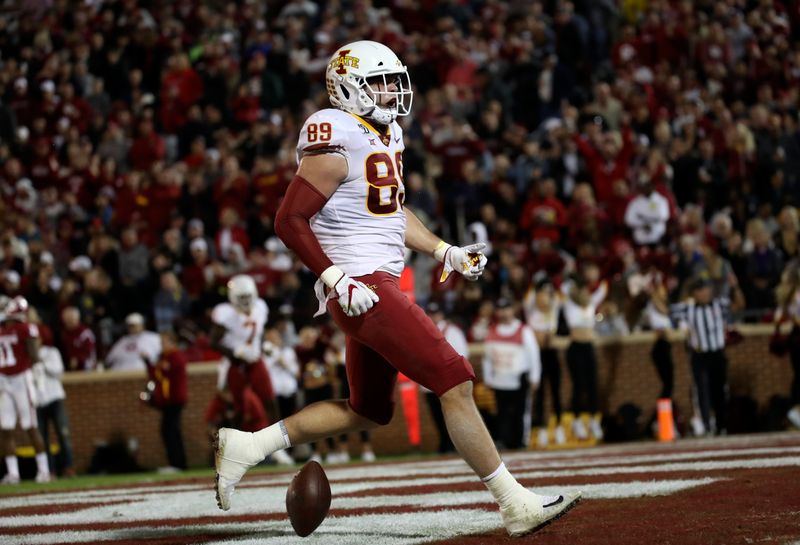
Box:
(0, 0, 797, 364)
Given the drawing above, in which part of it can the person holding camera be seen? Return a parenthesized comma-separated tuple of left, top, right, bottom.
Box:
(142, 331, 187, 472)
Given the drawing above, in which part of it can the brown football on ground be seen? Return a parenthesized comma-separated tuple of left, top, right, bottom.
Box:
(286, 460, 331, 537)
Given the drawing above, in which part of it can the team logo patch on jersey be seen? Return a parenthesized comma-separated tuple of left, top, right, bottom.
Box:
(331, 50, 359, 75)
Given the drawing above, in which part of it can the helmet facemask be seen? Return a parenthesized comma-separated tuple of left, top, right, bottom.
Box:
(361, 72, 413, 125)
(232, 293, 254, 313)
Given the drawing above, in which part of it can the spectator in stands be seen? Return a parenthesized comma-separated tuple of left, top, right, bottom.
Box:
(153, 271, 190, 333)
(118, 228, 150, 313)
(60, 306, 97, 372)
(482, 298, 540, 450)
(775, 207, 799, 264)
(624, 178, 671, 247)
(744, 219, 784, 310)
(105, 313, 162, 372)
(0, 0, 797, 454)
(519, 178, 566, 246)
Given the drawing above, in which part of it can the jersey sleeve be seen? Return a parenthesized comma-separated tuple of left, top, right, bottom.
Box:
(296, 110, 354, 171)
(211, 304, 231, 327)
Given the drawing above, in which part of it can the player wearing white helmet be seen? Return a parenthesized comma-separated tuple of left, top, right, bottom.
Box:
(214, 41, 580, 537)
(0, 296, 51, 484)
(325, 40, 413, 126)
(209, 276, 273, 412)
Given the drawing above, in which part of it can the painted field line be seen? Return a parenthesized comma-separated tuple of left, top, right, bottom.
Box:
(0, 478, 716, 530)
(0, 479, 717, 544)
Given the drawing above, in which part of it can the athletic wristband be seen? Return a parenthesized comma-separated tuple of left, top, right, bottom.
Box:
(320, 265, 346, 290)
(433, 240, 451, 262)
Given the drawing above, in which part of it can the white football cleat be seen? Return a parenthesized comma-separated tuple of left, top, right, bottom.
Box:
(0, 474, 20, 485)
(214, 428, 262, 511)
(35, 472, 51, 483)
(501, 490, 582, 537)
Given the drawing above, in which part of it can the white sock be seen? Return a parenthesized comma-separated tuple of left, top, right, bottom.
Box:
(253, 421, 292, 460)
(482, 463, 526, 508)
(35, 452, 50, 476)
(482, 463, 560, 509)
(5, 456, 19, 478)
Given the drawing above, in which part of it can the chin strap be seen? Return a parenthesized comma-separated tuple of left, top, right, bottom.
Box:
(368, 106, 396, 125)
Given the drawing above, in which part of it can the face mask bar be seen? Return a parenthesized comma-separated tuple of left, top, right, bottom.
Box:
(235, 294, 254, 310)
(361, 71, 413, 116)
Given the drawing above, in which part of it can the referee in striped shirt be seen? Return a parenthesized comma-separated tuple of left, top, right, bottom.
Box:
(669, 277, 732, 435)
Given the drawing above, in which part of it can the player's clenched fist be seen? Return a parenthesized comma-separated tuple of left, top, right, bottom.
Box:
(321, 265, 380, 317)
(434, 241, 488, 282)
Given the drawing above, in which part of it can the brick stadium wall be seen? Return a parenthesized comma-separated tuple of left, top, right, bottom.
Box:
(33, 325, 793, 472)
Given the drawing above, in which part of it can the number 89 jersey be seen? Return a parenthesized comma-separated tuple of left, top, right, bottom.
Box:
(296, 108, 406, 278)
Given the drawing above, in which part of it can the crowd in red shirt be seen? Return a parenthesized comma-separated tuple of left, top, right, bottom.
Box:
(0, 0, 797, 363)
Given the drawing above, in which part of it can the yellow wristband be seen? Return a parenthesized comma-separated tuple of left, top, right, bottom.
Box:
(433, 240, 451, 262)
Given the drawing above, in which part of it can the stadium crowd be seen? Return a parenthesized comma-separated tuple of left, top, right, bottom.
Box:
(0, 0, 799, 458)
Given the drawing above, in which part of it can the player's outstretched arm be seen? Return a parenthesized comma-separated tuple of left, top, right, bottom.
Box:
(405, 207, 488, 282)
(275, 155, 378, 317)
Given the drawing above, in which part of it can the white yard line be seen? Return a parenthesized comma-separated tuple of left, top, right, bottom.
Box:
(0, 479, 717, 544)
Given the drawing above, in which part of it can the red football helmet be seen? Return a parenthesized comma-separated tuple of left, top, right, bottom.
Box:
(4, 296, 29, 321)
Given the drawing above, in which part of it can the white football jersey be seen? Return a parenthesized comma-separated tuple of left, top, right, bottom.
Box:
(211, 299, 269, 354)
(296, 108, 407, 278)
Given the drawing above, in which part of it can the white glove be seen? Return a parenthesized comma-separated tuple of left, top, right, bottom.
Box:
(321, 265, 379, 317)
(434, 242, 488, 282)
(234, 345, 260, 364)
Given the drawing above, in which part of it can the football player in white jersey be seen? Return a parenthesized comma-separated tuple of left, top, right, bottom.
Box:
(210, 275, 293, 466)
(210, 276, 274, 415)
(214, 41, 580, 536)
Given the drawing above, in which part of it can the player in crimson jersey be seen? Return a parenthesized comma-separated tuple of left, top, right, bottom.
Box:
(214, 41, 580, 536)
(0, 297, 51, 484)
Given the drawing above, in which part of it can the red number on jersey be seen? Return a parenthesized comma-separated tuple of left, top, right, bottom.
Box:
(365, 152, 405, 215)
(244, 319, 256, 344)
(307, 122, 332, 143)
